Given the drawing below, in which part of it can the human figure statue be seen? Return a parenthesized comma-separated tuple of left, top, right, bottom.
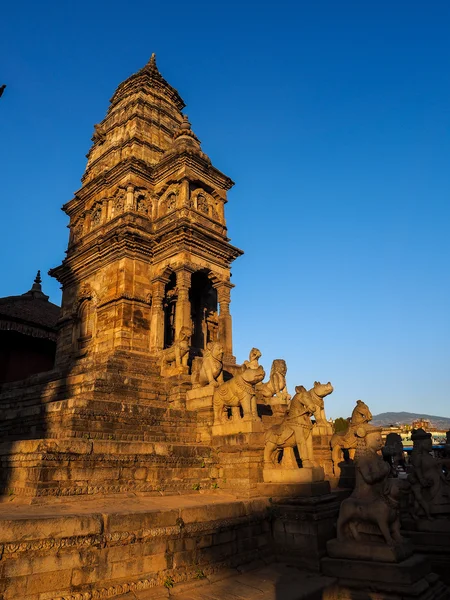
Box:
(256, 359, 291, 410)
(337, 427, 407, 547)
(382, 432, 406, 475)
(407, 428, 450, 520)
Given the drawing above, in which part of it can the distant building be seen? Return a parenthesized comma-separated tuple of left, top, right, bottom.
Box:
(0, 272, 60, 383)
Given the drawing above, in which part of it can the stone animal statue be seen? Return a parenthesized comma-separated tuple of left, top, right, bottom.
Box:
(161, 326, 190, 371)
(330, 400, 374, 476)
(337, 427, 408, 547)
(407, 428, 450, 520)
(264, 382, 334, 468)
(213, 364, 265, 424)
(242, 347, 261, 370)
(382, 432, 406, 474)
(256, 359, 290, 404)
(191, 341, 224, 388)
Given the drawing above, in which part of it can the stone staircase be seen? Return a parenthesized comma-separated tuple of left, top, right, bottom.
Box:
(0, 351, 221, 500)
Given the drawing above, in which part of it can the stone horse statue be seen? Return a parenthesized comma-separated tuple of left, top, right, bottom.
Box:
(264, 382, 334, 469)
(330, 400, 373, 476)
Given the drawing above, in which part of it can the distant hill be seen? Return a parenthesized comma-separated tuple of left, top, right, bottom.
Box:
(372, 411, 450, 430)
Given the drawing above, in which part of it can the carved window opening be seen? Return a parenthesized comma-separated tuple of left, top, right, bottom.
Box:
(197, 194, 209, 215)
(190, 272, 218, 353)
(163, 273, 177, 349)
(167, 193, 176, 212)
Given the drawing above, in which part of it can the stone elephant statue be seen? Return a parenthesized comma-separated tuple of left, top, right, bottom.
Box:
(212, 365, 265, 425)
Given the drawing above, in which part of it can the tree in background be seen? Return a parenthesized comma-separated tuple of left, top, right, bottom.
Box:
(333, 417, 349, 433)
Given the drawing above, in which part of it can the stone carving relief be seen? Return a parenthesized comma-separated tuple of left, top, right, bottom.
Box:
(330, 399, 375, 476)
(91, 204, 102, 227)
(197, 193, 209, 215)
(212, 360, 265, 425)
(264, 382, 333, 470)
(407, 428, 450, 520)
(337, 427, 408, 548)
(113, 188, 126, 214)
(211, 203, 219, 220)
(191, 341, 224, 388)
(160, 326, 190, 376)
(71, 218, 84, 244)
(167, 192, 177, 211)
(135, 189, 149, 214)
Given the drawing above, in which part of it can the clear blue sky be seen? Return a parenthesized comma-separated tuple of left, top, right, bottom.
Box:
(1, 1, 449, 419)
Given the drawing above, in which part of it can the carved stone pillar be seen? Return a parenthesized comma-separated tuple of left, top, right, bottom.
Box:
(149, 280, 165, 352)
(174, 268, 192, 341)
(215, 281, 234, 361)
(125, 184, 134, 211)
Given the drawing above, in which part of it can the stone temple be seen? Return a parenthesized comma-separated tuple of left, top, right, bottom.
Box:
(0, 56, 449, 600)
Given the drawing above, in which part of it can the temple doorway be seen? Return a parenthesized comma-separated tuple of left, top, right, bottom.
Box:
(190, 271, 218, 354)
(163, 272, 177, 348)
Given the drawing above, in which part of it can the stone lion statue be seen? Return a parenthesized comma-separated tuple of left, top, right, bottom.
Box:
(256, 359, 290, 404)
(330, 399, 374, 476)
(161, 326, 190, 373)
(337, 427, 408, 547)
(213, 364, 265, 425)
(191, 341, 224, 388)
(264, 382, 334, 468)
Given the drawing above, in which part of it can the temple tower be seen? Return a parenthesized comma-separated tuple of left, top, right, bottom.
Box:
(50, 55, 242, 368)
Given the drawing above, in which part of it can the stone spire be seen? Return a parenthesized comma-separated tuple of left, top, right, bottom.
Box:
(164, 114, 210, 164)
(82, 54, 186, 186)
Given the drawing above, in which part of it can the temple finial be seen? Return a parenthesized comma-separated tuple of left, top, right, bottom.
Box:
(31, 270, 43, 292)
(149, 53, 157, 67)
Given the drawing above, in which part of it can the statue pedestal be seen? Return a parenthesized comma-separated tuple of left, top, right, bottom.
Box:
(270, 489, 340, 571)
(263, 466, 324, 484)
(321, 541, 448, 599)
(312, 429, 334, 479)
(185, 385, 215, 411)
(402, 517, 450, 585)
(211, 418, 264, 438)
(327, 538, 413, 563)
(160, 364, 189, 377)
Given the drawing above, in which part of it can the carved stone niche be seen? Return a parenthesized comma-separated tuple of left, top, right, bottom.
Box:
(113, 187, 126, 216)
(135, 188, 149, 215)
(72, 285, 97, 358)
